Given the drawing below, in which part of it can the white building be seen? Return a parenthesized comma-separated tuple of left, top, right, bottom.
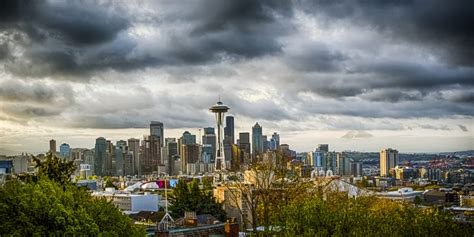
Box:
(377, 187, 423, 202)
(92, 188, 160, 212)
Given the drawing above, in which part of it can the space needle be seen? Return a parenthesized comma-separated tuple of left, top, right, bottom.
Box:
(209, 99, 229, 171)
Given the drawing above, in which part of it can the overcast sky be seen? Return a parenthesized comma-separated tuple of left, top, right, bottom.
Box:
(0, 0, 473, 155)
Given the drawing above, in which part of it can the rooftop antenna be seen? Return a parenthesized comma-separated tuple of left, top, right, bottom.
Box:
(158, 175, 174, 231)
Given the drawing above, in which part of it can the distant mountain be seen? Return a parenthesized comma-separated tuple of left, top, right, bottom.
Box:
(341, 130, 374, 139)
(439, 150, 474, 157)
(0, 147, 16, 156)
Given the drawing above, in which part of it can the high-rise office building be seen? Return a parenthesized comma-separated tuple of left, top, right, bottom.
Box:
(202, 127, 216, 163)
(115, 140, 127, 176)
(150, 121, 164, 147)
(252, 123, 263, 158)
(311, 150, 324, 168)
(128, 138, 140, 175)
(181, 144, 201, 174)
(262, 135, 269, 151)
(49, 139, 56, 154)
(164, 138, 178, 175)
(59, 143, 70, 159)
(180, 131, 196, 145)
(269, 132, 280, 151)
(350, 161, 363, 177)
(224, 116, 234, 144)
(105, 140, 115, 176)
(336, 152, 350, 176)
(141, 135, 161, 174)
(380, 148, 399, 177)
(202, 144, 213, 164)
(317, 144, 329, 153)
(94, 137, 107, 176)
(238, 132, 251, 162)
(321, 151, 337, 174)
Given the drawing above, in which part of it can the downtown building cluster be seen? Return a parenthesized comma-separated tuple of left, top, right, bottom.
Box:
(45, 119, 291, 178)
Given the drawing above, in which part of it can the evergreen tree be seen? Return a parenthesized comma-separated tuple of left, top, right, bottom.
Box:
(33, 153, 76, 185)
(169, 179, 226, 221)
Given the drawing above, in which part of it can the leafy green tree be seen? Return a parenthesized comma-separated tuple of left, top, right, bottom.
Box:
(0, 178, 145, 236)
(33, 153, 76, 185)
(0, 153, 145, 236)
(274, 191, 472, 236)
(169, 179, 226, 221)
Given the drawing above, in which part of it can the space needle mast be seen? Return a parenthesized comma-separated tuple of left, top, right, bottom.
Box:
(209, 99, 230, 171)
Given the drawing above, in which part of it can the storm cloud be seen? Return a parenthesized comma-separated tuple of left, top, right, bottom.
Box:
(0, 0, 472, 144)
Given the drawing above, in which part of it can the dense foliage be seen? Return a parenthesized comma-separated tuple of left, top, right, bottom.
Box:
(169, 179, 226, 221)
(272, 192, 472, 236)
(33, 153, 76, 185)
(0, 154, 145, 236)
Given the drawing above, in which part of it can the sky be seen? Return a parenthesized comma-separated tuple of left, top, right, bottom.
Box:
(0, 0, 473, 155)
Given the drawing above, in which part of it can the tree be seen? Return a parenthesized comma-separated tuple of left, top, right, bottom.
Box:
(276, 191, 473, 236)
(33, 153, 76, 185)
(0, 178, 145, 236)
(0, 153, 145, 236)
(169, 179, 226, 221)
(224, 153, 315, 232)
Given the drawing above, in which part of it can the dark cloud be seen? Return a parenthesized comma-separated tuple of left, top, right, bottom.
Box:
(1, 104, 61, 118)
(189, 0, 292, 35)
(458, 124, 469, 132)
(445, 91, 474, 103)
(361, 90, 423, 103)
(0, 80, 74, 104)
(0, 43, 9, 60)
(284, 42, 347, 72)
(299, 0, 474, 66)
(0, 0, 128, 46)
(0, 0, 293, 78)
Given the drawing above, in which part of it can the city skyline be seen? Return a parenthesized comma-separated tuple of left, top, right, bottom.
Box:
(0, 1, 473, 154)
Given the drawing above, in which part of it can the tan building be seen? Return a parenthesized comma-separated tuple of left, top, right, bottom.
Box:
(380, 148, 398, 177)
(49, 139, 56, 154)
(214, 185, 251, 229)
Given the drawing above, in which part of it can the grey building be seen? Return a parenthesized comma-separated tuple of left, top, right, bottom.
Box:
(94, 137, 107, 176)
(252, 123, 263, 158)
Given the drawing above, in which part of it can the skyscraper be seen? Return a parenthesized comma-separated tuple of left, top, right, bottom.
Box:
(262, 135, 269, 151)
(164, 138, 178, 175)
(252, 122, 263, 159)
(49, 139, 56, 154)
(180, 131, 196, 145)
(181, 143, 201, 174)
(128, 138, 140, 175)
(336, 152, 350, 176)
(317, 144, 329, 153)
(59, 143, 70, 159)
(202, 127, 216, 163)
(270, 132, 280, 150)
(115, 140, 127, 176)
(105, 140, 114, 176)
(141, 135, 161, 174)
(94, 137, 107, 176)
(150, 121, 164, 147)
(224, 116, 234, 144)
(209, 100, 230, 170)
(380, 148, 399, 177)
(238, 132, 251, 163)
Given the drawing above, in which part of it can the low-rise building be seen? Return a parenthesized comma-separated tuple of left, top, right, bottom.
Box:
(92, 188, 159, 212)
